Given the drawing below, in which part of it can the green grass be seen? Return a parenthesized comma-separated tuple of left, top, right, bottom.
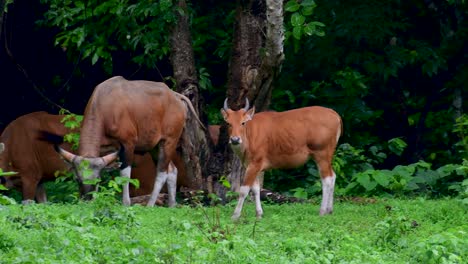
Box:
(0, 198, 466, 263)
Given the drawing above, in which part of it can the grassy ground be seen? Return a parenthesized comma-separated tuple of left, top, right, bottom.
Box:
(0, 198, 466, 263)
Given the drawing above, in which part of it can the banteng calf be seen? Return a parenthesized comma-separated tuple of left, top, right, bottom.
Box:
(221, 99, 342, 220)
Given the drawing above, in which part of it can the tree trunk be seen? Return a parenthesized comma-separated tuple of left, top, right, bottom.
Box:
(215, 0, 284, 195)
(453, 88, 462, 120)
(169, 0, 212, 191)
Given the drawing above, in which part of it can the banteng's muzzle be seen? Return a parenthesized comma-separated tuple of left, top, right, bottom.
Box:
(229, 136, 242, 145)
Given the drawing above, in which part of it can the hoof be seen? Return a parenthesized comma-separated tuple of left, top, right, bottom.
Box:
(256, 210, 263, 220)
(22, 199, 35, 205)
(231, 214, 241, 221)
(319, 209, 333, 216)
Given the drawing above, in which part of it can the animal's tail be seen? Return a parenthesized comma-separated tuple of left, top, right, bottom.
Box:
(173, 92, 207, 130)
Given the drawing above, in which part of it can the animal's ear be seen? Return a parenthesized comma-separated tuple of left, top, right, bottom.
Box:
(0, 143, 4, 154)
(246, 106, 255, 120)
(220, 108, 229, 121)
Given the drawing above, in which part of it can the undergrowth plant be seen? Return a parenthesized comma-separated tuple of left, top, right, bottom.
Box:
(191, 178, 238, 244)
(0, 169, 18, 205)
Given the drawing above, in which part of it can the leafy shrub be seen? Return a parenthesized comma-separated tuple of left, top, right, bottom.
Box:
(374, 214, 415, 247)
(0, 231, 15, 252)
(414, 229, 468, 264)
(345, 160, 467, 197)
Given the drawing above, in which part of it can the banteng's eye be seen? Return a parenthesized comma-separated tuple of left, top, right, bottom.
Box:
(241, 121, 246, 126)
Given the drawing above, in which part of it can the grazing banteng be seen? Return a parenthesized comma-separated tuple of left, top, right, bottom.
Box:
(0, 111, 182, 203)
(221, 99, 342, 220)
(56, 76, 203, 206)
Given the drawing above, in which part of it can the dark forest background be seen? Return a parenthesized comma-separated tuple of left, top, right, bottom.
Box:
(1, 0, 466, 199)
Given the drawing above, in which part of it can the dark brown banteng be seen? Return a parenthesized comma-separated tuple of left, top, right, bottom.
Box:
(0, 112, 71, 203)
(221, 99, 342, 220)
(56, 76, 203, 206)
(0, 111, 183, 204)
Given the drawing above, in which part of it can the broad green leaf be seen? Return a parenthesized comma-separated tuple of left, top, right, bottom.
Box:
(82, 168, 93, 179)
(301, 0, 316, 7)
(285, 1, 300, 12)
(292, 26, 302, 40)
(388, 138, 408, 156)
(302, 6, 316, 16)
(303, 23, 316, 36)
(373, 170, 390, 187)
(356, 172, 378, 191)
(393, 165, 414, 178)
(309, 21, 326, 27)
(291, 187, 308, 199)
(91, 53, 99, 65)
(315, 30, 325, 37)
(291, 13, 305, 27)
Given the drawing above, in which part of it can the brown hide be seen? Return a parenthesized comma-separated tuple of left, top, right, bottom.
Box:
(0, 111, 180, 202)
(222, 106, 342, 185)
(222, 104, 342, 218)
(78, 76, 187, 163)
(0, 112, 73, 202)
(65, 76, 199, 206)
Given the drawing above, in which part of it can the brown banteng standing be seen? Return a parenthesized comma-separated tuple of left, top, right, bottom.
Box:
(221, 99, 342, 220)
(56, 76, 203, 206)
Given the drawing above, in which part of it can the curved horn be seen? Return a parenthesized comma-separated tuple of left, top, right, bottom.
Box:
(223, 98, 229, 111)
(55, 145, 77, 163)
(101, 151, 119, 166)
(243, 98, 250, 111)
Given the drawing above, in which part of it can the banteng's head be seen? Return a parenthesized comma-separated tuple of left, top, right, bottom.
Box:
(220, 98, 255, 146)
(55, 146, 118, 198)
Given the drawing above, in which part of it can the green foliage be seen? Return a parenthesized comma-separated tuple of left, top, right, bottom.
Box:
(414, 229, 468, 264)
(273, 0, 467, 170)
(2, 0, 14, 12)
(0, 199, 466, 263)
(0, 193, 17, 205)
(38, 0, 179, 73)
(284, 0, 325, 52)
(374, 214, 415, 247)
(387, 137, 408, 156)
(0, 169, 18, 205)
(346, 160, 468, 197)
(198, 67, 213, 91)
(453, 114, 468, 156)
(59, 110, 83, 150)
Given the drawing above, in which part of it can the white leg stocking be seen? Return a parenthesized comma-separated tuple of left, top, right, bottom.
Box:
(121, 166, 132, 206)
(232, 185, 251, 220)
(320, 173, 336, 215)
